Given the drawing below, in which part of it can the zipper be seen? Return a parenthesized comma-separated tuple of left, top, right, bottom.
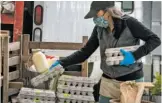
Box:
(113, 38, 120, 77)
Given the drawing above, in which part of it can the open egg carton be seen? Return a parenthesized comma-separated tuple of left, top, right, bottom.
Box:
(18, 99, 55, 103)
(56, 75, 97, 103)
(58, 75, 98, 88)
(57, 85, 93, 96)
(31, 64, 64, 87)
(57, 93, 95, 103)
(17, 87, 56, 103)
(105, 45, 139, 65)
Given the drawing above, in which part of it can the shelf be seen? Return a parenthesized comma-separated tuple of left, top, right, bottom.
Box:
(1, 14, 14, 24)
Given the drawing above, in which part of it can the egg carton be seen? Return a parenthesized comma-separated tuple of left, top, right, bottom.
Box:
(106, 54, 141, 66)
(31, 64, 64, 87)
(18, 99, 55, 103)
(57, 85, 93, 96)
(58, 75, 98, 87)
(58, 80, 95, 88)
(106, 56, 124, 65)
(18, 87, 56, 101)
(105, 45, 139, 57)
(57, 100, 95, 103)
(57, 93, 95, 103)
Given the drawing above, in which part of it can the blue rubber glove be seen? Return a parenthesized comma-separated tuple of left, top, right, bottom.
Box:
(120, 49, 135, 66)
(49, 60, 61, 71)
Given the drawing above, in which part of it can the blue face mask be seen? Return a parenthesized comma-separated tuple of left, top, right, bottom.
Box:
(93, 16, 108, 28)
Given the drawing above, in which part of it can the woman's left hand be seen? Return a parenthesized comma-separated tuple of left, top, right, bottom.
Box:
(120, 49, 135, 66)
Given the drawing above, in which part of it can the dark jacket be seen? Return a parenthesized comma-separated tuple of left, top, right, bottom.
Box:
(59, 15, 161, 81)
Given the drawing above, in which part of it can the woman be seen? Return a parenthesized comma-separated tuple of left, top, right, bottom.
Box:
(50, 1, 161, 103)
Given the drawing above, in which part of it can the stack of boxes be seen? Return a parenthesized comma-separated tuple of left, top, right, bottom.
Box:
(57, 75, 98, 103)
(18, 75, 98, 103)
(105, 45, 139, 65)
(18, 87, 56, 103)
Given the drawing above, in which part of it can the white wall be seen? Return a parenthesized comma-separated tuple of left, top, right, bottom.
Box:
(42, 1, 94, 43)
(130, 1, 143, 22)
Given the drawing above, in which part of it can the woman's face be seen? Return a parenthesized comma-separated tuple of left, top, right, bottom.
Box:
(93, 10, 112, 28)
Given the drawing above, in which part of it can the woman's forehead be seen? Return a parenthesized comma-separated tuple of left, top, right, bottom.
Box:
(97, 10, 104, 16)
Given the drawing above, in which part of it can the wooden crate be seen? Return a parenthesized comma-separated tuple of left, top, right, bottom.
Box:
(0, 30, 23, 103)
(22, 34, 88, 77)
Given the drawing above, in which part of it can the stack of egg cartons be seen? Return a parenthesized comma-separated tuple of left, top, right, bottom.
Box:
(17, 87, 56, 103)
(105, 45, 139, 66)
(57, 75, 97, 103)
(31, 64, 64, 87)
